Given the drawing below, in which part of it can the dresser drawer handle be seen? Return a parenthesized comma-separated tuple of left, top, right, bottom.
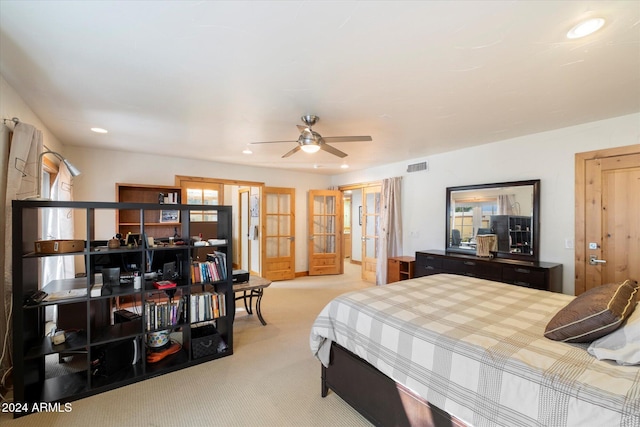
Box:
(464, 272, 476, 277)
(464, 261, 476, 266)
(426, 266, 434, 270)
(426, 256, 435, 260)
(514, 268, 530, 274)
(514, 281, 531, 287)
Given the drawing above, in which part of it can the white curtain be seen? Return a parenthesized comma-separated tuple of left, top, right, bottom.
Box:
(42, 163, 75, 324)
(42, 162, 75, 285)
(0, 124, 10, 379)
(3, 122, 41, 288)
(376, 177, 402, 285)
(1, 122, 42, 374)
(497, 194, 516, 215)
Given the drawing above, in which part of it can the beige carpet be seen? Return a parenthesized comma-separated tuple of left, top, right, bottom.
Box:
(2, 262, 374, 426)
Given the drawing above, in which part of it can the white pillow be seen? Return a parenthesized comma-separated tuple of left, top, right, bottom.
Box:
(588, 302, 640, 365)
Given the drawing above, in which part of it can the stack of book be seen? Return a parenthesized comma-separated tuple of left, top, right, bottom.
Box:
(191, 251, 227, 283)
(145, 295, 187, 331)
(190, 291, 226, 322)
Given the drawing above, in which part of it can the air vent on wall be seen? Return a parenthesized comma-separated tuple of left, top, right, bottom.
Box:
(407, 161, 428, 173)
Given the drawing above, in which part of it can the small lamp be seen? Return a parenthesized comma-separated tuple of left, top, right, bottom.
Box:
(32, 150, 81, 200)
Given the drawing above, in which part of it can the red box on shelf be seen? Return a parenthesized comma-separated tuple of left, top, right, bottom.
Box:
(153, 280, 177, 290)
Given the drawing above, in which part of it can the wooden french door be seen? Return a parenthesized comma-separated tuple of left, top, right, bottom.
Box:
(262, 187, 295, 281)
(361, 185, 381, 282)
(575, 145, 640, 295)
(308, 190, 343, 275)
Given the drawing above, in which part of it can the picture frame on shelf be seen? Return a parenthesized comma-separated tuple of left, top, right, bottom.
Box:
(160, 209, 180, 223)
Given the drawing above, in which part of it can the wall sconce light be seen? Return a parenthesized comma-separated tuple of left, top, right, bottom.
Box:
(32, 151, 81, 200)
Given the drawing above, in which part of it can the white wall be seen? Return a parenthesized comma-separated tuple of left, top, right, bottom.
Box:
(65, 145, 331, 273)
(331, 113, 640, 295)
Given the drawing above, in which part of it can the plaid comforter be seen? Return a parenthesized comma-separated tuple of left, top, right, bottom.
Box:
(309, 274, 640, 427)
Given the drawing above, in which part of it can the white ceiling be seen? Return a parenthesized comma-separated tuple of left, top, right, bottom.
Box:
(1, 1, 639, 175)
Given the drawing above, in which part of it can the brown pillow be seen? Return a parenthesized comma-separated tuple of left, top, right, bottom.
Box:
(544, 279, 639, 343)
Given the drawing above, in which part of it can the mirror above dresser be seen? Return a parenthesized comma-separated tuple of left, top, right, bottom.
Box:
(446, 179, 540, 261)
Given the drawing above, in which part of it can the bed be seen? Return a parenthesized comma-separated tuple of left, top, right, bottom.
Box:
(309, 274, 640, 427)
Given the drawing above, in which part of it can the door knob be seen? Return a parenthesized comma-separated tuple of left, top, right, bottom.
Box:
(589, 255, 607, 265)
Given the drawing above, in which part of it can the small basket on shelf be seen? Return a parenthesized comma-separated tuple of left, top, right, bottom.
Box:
(191, 324, 222, 359)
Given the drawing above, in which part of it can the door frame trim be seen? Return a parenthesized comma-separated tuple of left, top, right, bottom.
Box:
(575, 144, 640, 295)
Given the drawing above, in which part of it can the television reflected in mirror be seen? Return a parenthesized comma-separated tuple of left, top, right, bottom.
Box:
(446, 180, 540, 261)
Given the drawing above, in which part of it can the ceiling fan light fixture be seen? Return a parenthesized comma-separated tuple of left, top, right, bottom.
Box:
(567, 17, 605, 39)
(250, 115, 371, 158)
(301, 144, 321, 153)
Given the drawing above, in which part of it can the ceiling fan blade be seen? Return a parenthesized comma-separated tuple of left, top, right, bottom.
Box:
(320, 143, 348, 158)
(250, 140, 298, 145)
(321, 136, 372, 143)
(282, 145, 301, 158)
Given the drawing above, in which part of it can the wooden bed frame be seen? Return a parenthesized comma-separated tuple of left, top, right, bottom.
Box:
(322, 342, 467, 427)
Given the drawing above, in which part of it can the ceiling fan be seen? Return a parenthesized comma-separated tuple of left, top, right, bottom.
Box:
(250, 115, 372, 158)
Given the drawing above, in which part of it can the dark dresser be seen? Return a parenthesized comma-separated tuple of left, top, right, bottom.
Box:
(415, 250, 563, 293)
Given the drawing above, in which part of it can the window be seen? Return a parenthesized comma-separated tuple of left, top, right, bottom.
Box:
(453, 200, 497, 241)
(42, 156, 58, 200)
(181, 182, 223, 222)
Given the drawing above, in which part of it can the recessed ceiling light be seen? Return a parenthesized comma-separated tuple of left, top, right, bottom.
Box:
(340, 164, 349, 169)
(242, 148, 253, 154)
(91, 127, 108, 134)
(567, 18, 605, 39)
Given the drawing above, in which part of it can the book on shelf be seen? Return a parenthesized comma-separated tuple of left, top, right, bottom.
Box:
(207, 251, 228, 280)
(145, 296, 186, 331)
(153, 280, 177, 290)
(189, 291, 226, 322)
(191, 254, 226, 284)
(159, 191, 179, 204)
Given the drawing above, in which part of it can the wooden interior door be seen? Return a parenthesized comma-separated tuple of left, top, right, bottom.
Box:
(262, 187, 295, 281)
(308, 190, 343, 275)
(575, 145, 640, 295)
(361, 185, 381, 282)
